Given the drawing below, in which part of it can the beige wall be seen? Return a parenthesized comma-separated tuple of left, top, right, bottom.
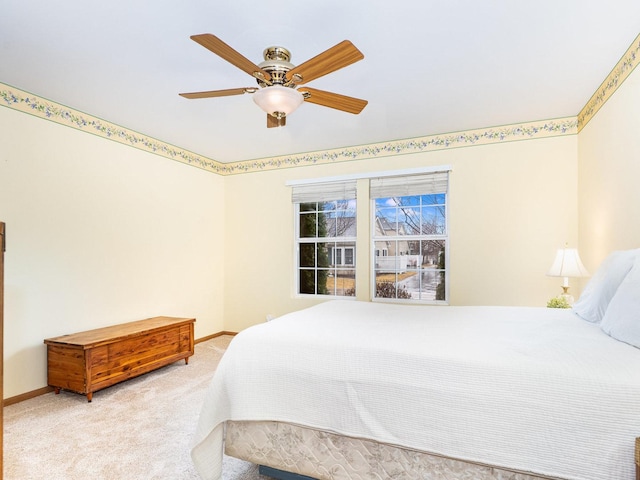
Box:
(0, 102, 586, 399)
(12, 61, 640, 397)
(578, 65, 640, 271)
(223, 135, 579, 331)
(0, 107, 226, 398)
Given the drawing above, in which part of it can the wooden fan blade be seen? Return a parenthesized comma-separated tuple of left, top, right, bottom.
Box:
(286, 40, 363, 85)
(267, 114, 286, 128)
(179, 87, 256, 99)
(298, 87, 368, 114)
(190, 34, 272, 83)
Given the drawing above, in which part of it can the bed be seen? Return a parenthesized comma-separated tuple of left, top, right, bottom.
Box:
(192, 249, 640, 480)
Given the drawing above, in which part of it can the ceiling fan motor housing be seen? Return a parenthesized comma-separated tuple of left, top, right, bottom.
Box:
(257, 46, 297, 87)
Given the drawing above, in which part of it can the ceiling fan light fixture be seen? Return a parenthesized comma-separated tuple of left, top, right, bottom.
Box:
(253, 85, 304, 117)
(181, 35, 367, 128)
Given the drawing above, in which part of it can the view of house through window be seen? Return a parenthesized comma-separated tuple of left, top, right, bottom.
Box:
(371, 172, 448, 303)
(373, 194, 446, 301)
(297, 199, 357, 296)
(293, 170, 448, 302)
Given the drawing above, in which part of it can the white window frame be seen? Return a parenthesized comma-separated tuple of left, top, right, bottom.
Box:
(288, 165, 452, 302)
(292, 181, 357, 298)
(370, 171, 449, 305)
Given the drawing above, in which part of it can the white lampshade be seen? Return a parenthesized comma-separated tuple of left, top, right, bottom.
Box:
(547, 247, 589, 278)
(547, 247, 589, 305)
(253, 85, 304, 117)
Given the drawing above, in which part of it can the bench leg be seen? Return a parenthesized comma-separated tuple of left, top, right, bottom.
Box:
(635, 438, 639, 480)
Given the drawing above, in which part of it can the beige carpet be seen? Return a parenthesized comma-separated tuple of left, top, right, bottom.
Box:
(4, 335, 269, 480)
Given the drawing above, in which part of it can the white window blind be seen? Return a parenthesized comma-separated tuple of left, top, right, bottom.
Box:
(292, 180, 357, 203)
(369, 171, 449, 198)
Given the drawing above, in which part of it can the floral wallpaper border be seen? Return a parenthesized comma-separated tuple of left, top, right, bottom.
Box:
(1, 83, 580, 176)
(222, 118, 578, 175)
(578, 32, 640, 131)
(0, 85, 226, 174)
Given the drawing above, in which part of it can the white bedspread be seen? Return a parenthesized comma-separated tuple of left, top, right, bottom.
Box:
(191, 300, 640, 480)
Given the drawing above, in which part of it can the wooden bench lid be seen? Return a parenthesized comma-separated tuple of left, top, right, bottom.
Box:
(44, 316, 195, 348)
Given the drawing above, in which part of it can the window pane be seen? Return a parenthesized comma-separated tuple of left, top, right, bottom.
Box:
(324, 200, 356, 238)
(334, 269, 356, 296)
(324, 216, 337, 237)
(317, 269, 331, 295)
(400, 270, 433, 301)
(299, 202, 318, 212)
(398, 205, 421, 236)
(374, 241, 392, 266)
(374, 274, 412, 300)
(317, 243, 330, 268)
(375, 241, 407, 273)
(424, 239, 445, 267)
(299, 243, 315, 268)
(420, 194, 445, 205)
(330, 243, 356, 267)
(421, 206, 446, 234)
(299, 270, 316, 295)
(299, 213, 317, 238)
(335, 214, 356, 237)
(375, 206, 397, 235)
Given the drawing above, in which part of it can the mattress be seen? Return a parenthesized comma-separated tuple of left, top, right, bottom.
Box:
(192, 300, 640, 480)
(225, 420, 558, 480)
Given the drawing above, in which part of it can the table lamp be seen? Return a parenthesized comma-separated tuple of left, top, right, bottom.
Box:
(547, 245, 590, 304)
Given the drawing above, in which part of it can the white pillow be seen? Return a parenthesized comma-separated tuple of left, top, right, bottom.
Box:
(572, 249, 639, 323)
(600, 254, 640, 348)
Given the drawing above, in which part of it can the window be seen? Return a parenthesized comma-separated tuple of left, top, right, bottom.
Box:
(371, 172, 448, 303)
(294, 181, 357, 297)
(290, 167, 450, 302)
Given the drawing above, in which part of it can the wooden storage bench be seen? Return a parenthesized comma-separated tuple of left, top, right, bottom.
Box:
(44, 316, 195, 402)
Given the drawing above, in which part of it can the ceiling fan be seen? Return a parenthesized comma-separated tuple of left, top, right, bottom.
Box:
(179, 34, 368, 128)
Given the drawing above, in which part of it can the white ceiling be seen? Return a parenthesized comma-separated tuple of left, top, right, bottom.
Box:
(2, 1, 639, 164)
